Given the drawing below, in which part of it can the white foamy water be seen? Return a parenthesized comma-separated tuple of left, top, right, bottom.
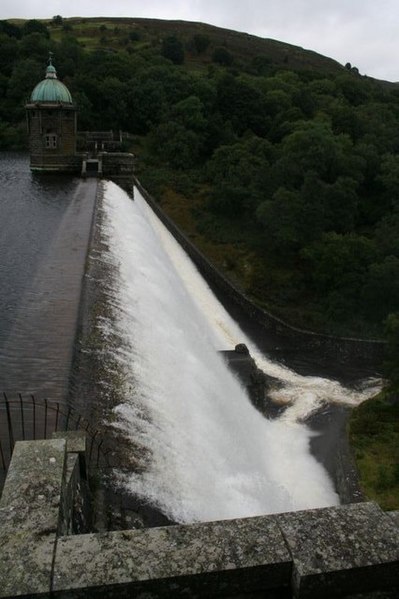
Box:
(100, 181, 379, 524)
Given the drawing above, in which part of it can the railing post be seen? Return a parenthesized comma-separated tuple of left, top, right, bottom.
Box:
(44, 398, 48, 439)
(4, 393, 14, 457)
(18, 394, 25, 440)
(31, 395, 36, 440)
(0, 440, 6, 470)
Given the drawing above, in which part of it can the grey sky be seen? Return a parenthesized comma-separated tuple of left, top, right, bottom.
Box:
(1, 0, 398, 81)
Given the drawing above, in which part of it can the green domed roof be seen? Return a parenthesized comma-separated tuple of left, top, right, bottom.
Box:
(30, 61, 73, 104)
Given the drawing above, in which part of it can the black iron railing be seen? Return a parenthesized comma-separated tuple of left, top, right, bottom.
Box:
(0, 393, 111, 477)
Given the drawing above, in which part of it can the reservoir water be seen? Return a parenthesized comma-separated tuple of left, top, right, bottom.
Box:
(0, 153, 96, 400)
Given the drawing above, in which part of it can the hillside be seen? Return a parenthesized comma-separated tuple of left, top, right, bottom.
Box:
(1, 16, 399, 349)
(46, 16, 346, 75)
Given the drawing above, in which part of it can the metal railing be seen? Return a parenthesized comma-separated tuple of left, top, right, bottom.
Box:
(0, 393, 111, 478)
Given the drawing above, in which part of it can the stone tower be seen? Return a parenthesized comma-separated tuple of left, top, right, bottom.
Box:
(26, 55, 79, 172)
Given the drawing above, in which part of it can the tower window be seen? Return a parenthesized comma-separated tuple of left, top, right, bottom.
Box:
(45, 134, 57, 149)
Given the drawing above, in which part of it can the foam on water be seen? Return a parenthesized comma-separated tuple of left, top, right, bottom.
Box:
(100, 181, 378, 524)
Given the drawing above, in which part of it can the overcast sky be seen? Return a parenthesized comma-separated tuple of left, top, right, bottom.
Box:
(1, 0, 398, 81)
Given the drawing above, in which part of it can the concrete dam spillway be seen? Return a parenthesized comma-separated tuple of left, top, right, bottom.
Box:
(92, 180, 380, 523)
(1, 159, 398, 598)
(0, 153, 380, 520)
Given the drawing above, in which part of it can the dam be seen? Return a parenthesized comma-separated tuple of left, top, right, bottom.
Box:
(0, 155, 398, 597)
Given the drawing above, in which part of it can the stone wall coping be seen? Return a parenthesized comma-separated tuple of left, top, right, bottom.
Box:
(277, 502, 399, 597)
(53, 515, 291, 596)
(0, 439, 66, 597)
(53, 430, 87, 455)
(1, 435, 399, 599)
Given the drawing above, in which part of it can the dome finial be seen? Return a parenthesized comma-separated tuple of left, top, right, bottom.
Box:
(46, 52, 57, 79)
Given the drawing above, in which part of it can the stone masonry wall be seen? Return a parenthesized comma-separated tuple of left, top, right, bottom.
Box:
(0, 437, 398, 598)
(100, 152, 134, 178)
(27, 105, 78, 172)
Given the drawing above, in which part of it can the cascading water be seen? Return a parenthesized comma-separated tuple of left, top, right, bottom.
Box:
(98, 181, 380, 524)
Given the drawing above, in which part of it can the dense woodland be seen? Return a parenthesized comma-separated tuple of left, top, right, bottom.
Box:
(1, 17, 399, 386)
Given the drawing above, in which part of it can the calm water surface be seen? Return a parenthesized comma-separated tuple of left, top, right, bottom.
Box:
(0, 153, 81, 397)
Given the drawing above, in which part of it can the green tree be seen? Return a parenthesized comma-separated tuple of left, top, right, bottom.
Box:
(19, 32, 51, 61)
(378, 153, 399, 209)
(256, 171, 330, 252)
(250, 55, 271, 76)
(264, 89, 291, 116)
(384, 313, 399, 387)
(161, 35, 184, 65)
(22, 20, 49, 39)
(375, 212, 399, 258)
(325, 176, 359, 233)
(7, 58, 43, 120)
(301, 233, 377, 322)
(212, 46, 233, 66)
(0, 34, 18, 76)
(256, 187, 304, 251)
(274, 121, 357, 188)
(73, 91, 94, 130)
(129, 30, 140, 42)
(216, 74, 269, 136)
(149, 121, 201, 168)
(0, 20, 21, 39)
(171, 95, 206, 132)
(208, 137, 273, 216)
(192, 34, 210, 54)
(362, 256, 399, 321)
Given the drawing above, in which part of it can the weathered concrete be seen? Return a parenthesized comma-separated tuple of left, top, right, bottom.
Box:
(0, 439, 66, 598)
(53, 432, 89, 536)
(1, 437, 399, 599)
(53, 430, 88, 478)
(387, 511, 399, 528)
(277, 503, 399, 598)
(53, 516, 291, 598)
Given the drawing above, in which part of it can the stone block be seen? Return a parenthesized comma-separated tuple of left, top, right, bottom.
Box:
(53, 515, 292, 597)
(58, 453, 80, 536)
(387, 511, 399, 528)
(53, 430, 87, 455)
(276, 502, 399, 598)
(53, 431, 87, 480)
(0, 439, 66, 598)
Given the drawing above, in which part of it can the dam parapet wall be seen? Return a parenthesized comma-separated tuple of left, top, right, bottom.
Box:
(0, 436, 398, 598)
(134, 178, 386, 375)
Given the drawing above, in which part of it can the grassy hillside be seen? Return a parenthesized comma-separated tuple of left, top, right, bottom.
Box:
(41, 16, 346, 75)
(350, 391, 399, 510)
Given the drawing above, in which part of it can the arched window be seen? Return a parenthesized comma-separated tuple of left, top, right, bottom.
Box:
(45, 133, 57, 149)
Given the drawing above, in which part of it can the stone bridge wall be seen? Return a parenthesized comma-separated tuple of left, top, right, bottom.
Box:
(0, 436, 398, 598)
